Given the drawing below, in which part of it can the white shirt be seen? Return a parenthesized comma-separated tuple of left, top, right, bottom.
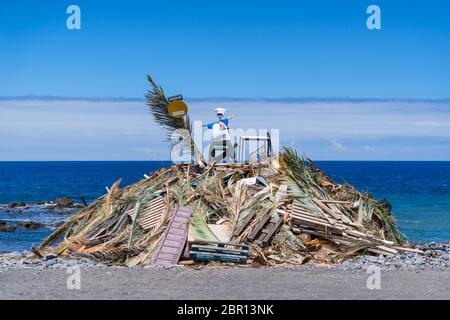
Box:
(212, 121, 230, 141)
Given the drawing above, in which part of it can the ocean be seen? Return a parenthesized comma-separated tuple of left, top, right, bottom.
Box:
(0, 161, 449, 252)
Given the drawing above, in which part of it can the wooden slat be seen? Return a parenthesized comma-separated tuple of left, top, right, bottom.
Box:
(292, 200, 335, 224)
(189, 251, 247, 260)
(262, 218, 284, 243)
(191, 244, 248, 254)
(233, 211, 256, 236)
(136, 196, 166, 230)
(247, 213, 271, 240)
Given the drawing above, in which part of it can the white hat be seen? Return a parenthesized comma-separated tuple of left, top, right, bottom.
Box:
(215, 107, 226, 115)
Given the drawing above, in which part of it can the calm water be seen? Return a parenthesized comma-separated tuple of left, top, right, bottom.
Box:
(0, 161, 449, 252)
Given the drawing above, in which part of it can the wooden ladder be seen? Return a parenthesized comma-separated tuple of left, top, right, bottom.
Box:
(153, 206, 194, 265)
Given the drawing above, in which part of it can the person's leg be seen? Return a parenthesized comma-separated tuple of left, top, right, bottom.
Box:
(209, 141, 224, 163)
(221, 140, 227, 161)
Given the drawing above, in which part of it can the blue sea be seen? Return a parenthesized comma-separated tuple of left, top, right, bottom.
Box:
(0, 161, 449, 252)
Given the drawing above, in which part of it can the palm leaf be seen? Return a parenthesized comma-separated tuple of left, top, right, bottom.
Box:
(146, 75, 205, 165)
(146, 75, 191, 137)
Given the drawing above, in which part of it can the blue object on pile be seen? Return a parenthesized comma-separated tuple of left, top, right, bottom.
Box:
(189, 241, 249, 264)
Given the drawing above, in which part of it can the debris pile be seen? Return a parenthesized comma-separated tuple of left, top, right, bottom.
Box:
(37, 149, 408, 266)
(36, 76, 409, 266)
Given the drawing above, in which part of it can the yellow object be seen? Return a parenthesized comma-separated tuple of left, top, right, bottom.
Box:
(167, 100, 188, 118)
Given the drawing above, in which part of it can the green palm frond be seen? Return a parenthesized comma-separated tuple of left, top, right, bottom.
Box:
(146, 75, 204, 165)
(279, 147, 327, 199)
(146, 75, 192, 138)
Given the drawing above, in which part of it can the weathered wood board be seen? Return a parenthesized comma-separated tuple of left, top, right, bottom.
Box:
(153, 206, 193, 266)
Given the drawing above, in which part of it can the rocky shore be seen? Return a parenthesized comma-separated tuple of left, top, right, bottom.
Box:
(335, 242, 450, 272)
(0, 251, 107, 270)
(0, 197, 83, 233)
(0, 220, 49, 232)
(1, 242, 448, 272)
(1, 197, 84, 213)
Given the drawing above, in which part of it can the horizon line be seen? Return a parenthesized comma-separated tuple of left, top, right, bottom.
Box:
(1, 160, 450, 162)
(2, 95, 450, 104)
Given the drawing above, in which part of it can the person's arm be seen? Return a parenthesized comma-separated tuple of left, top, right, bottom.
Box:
(221, 118, 229, 127)
(206, 121, 216, 129)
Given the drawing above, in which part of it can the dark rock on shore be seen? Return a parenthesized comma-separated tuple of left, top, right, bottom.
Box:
(44, 253, 58, 261)
(0, 221, 16, 232)
(35, 200, 51, 205)
(16, 221, 47, 230)
(3, 197, 84, 212)
(54, 197, 74, 207)
(0, 220, 48, 232)
(7, 202, 27, 209)
(43, 197, 84, 210)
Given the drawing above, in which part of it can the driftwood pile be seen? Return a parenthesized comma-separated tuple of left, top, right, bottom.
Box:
(36, 148, 410, 266)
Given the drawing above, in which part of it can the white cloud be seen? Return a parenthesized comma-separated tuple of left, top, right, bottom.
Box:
(1, 98, 450, 160)
(329, 139, 348, 152)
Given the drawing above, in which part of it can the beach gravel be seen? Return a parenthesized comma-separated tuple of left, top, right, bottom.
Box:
(0, 243, 449, 299)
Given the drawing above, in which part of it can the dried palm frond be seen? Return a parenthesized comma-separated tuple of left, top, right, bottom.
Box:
(38, 140, 408, 265)
(74, 245, 143, 264)
(373, 199, 406, 244)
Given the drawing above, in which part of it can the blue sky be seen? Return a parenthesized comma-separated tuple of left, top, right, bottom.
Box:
(1, 1, 450, 160)
(2, 0, 450, 98)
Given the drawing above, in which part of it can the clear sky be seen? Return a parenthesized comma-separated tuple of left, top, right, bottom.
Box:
(1, 0, 450, 99)
(1, 1, 450, 160)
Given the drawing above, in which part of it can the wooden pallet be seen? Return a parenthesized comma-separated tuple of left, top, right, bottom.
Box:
(189, 241, 249, 264)
(127, 196, 166, 230)
(153, 206, 194, 266)
(247, 212, 284, 247)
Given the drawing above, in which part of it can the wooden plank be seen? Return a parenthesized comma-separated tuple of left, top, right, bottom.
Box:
(312, 198, 342, 220)
(153, 206, 194, 266)
(318, 199, 352, 205)
(253, 231, 267, 246)
(192, 240, 249, 250)
(233, 211, 256, 236)
(190, 252, 246, 264)
(262, 218, 284, 244)
(247, 213, 271, 240)
(189, 251, 247, 263)
(292, 199, 335, 224)
(190, 245, 248, 256)
(392, 246, 423, 254)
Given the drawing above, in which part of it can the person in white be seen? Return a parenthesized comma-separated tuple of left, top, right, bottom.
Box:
(204, 108, 233, 162)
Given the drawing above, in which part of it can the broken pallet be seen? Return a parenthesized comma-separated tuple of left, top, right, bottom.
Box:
(190, 241, 249, 264)
(247, 212, 284, 247)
